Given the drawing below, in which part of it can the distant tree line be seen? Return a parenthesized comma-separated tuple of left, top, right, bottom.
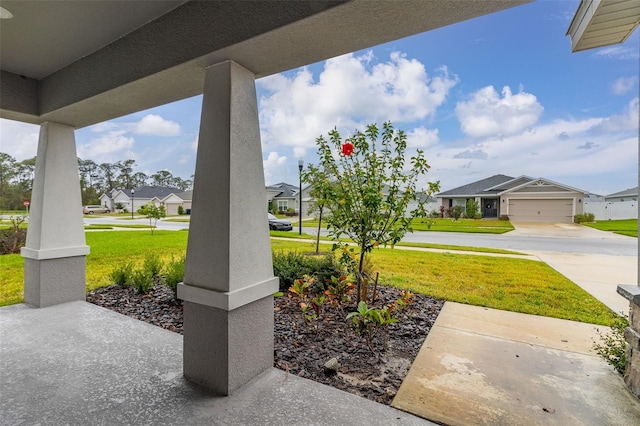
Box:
(0, 152, 193, 210)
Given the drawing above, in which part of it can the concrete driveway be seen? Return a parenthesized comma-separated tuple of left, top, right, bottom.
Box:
(509, 222, 632, 239)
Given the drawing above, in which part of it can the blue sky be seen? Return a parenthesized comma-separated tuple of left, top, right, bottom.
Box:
(1, 0, 638, 196)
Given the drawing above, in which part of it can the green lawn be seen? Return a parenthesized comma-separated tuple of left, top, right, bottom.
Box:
(1, 230, 617, 326)
(295, 218, 514, 234)
(584, 219, 637, 237)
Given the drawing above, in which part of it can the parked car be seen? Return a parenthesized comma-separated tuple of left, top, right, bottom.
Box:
(83, 205, 111, 214)
(268, 213, 292, 231)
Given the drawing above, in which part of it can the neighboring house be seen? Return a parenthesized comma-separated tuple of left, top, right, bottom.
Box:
(100, 186, 191, 215)
(437, 174, 587, 223)
(265, 182, 300, 214)
(299, 183, 438, 219)
(605, 187, 638, 202)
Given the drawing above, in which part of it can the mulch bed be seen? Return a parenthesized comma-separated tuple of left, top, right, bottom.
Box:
(87, 283, 444, 405)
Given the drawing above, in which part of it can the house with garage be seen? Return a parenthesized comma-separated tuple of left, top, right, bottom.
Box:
(265, 182, 300, 214)
(437, 174, 587, 223)
(100, 186, 192, 215)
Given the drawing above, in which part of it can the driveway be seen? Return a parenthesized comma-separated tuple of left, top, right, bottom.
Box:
(508, 222, 632, 239)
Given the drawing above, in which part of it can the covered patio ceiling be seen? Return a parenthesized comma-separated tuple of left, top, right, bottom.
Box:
(0, 0, 528, 129)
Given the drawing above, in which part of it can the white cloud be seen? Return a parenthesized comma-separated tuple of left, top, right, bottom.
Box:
(0, 119, 39, 160)
(263, 151, 288, 185)
(406, 126, 439, 148)
(455, 86, 544, 138)
(426, 97, 637, 192)
(77, 131, 136, 164)
(611, 76, 638, 95)
(595, 97, 639, 133)
(594, 46, 640, 60)
(134, 114, 180, 136)
(257, 51, 458, 156)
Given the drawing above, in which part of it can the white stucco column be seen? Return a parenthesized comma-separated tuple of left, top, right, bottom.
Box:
(177, 61, 278, 395)
(21, 122, 89, 307)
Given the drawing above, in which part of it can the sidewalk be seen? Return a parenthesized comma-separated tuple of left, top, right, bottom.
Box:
(392, 302, 640, 425)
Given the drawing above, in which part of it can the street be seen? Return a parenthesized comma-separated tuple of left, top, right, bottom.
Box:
(78, 216, 638, 256)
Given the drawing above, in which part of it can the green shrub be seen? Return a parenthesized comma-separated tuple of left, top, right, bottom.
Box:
(593, 315, 628, 375)
(131, 268, 154, 294)
(451, 205, 464, 221)
(272, 251, 342, 292)
(164, 255, 185, 298)
(465, 200, 479, 219)
(574, 212, 596, 223)
(109, 262, 134, 286)
(177, 205, 184, 215)
(143, 251, 163, 277)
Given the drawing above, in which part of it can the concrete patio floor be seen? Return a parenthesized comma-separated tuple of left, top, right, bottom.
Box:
(3, 299, 640, 426)
(0, 301, 433, 426)
(393, 302, 640, 425)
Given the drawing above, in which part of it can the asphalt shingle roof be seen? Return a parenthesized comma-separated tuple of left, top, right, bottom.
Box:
(437, 174, 514, 197)
(605, 187, 638, 198)
(266, 182, 299, 198)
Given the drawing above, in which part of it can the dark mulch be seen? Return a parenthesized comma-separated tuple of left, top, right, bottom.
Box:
(87, 283, 443, 405)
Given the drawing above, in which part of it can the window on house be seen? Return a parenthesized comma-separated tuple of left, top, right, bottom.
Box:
(278, 200, 288, 212)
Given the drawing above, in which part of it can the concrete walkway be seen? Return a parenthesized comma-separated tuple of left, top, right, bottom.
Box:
(507, 222, 637, 315)
(392, 302, 640, 425)
(0, 301, 434, 426)
(528, 251, 636, 314)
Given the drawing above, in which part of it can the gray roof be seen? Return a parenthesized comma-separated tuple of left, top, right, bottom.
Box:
(176, 191, 192, 201)
(129, 186, 182, 199)
(266, 182, 299, 199)
(605, 187, 638, 198)
(437, 174, 515, 197)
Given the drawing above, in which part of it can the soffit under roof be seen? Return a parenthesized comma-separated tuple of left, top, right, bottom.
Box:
(567, 0, 640, 52)
(0, 0, 529, 128)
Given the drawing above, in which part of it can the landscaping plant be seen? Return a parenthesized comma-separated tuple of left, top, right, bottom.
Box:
(109, 262, 134, 286)
(0, 216, 26, 255)
(592, 314, 629, 375)
(303, 122, 439, 302)
(163, 255, 185, 298)
(138, 202, 166, 235)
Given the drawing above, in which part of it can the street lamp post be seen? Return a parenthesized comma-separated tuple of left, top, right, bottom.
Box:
(298, 160, 304, 235)
(131, 189, 135, 219)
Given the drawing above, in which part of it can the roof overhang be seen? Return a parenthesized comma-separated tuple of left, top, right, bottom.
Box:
(497, 177, 587, 196)
(566, 0, 640, 52)
(0, 0, 530, 128)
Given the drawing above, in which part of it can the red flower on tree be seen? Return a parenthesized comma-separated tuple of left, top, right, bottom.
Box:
(341, 141, 354, 156)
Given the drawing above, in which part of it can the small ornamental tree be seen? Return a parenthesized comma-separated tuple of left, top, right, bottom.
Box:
(303, 163, 336, 254)
(138, 202, 166, 235)
(303, 122, 439, 301)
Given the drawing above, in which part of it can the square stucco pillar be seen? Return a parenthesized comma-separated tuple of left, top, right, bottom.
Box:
(177, 61, 278, 395)
(21, 122, 89, 308)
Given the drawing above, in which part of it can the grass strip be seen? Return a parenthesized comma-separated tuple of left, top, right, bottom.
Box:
(294, 218, 514, 234)
(584, 219, 637, 238)
(270, 231, 523, 255)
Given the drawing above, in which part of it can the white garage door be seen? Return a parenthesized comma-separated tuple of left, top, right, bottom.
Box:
(508, 199, 573, 223)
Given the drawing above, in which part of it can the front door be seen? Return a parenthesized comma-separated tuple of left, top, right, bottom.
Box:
(482, 198, 498, 218)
